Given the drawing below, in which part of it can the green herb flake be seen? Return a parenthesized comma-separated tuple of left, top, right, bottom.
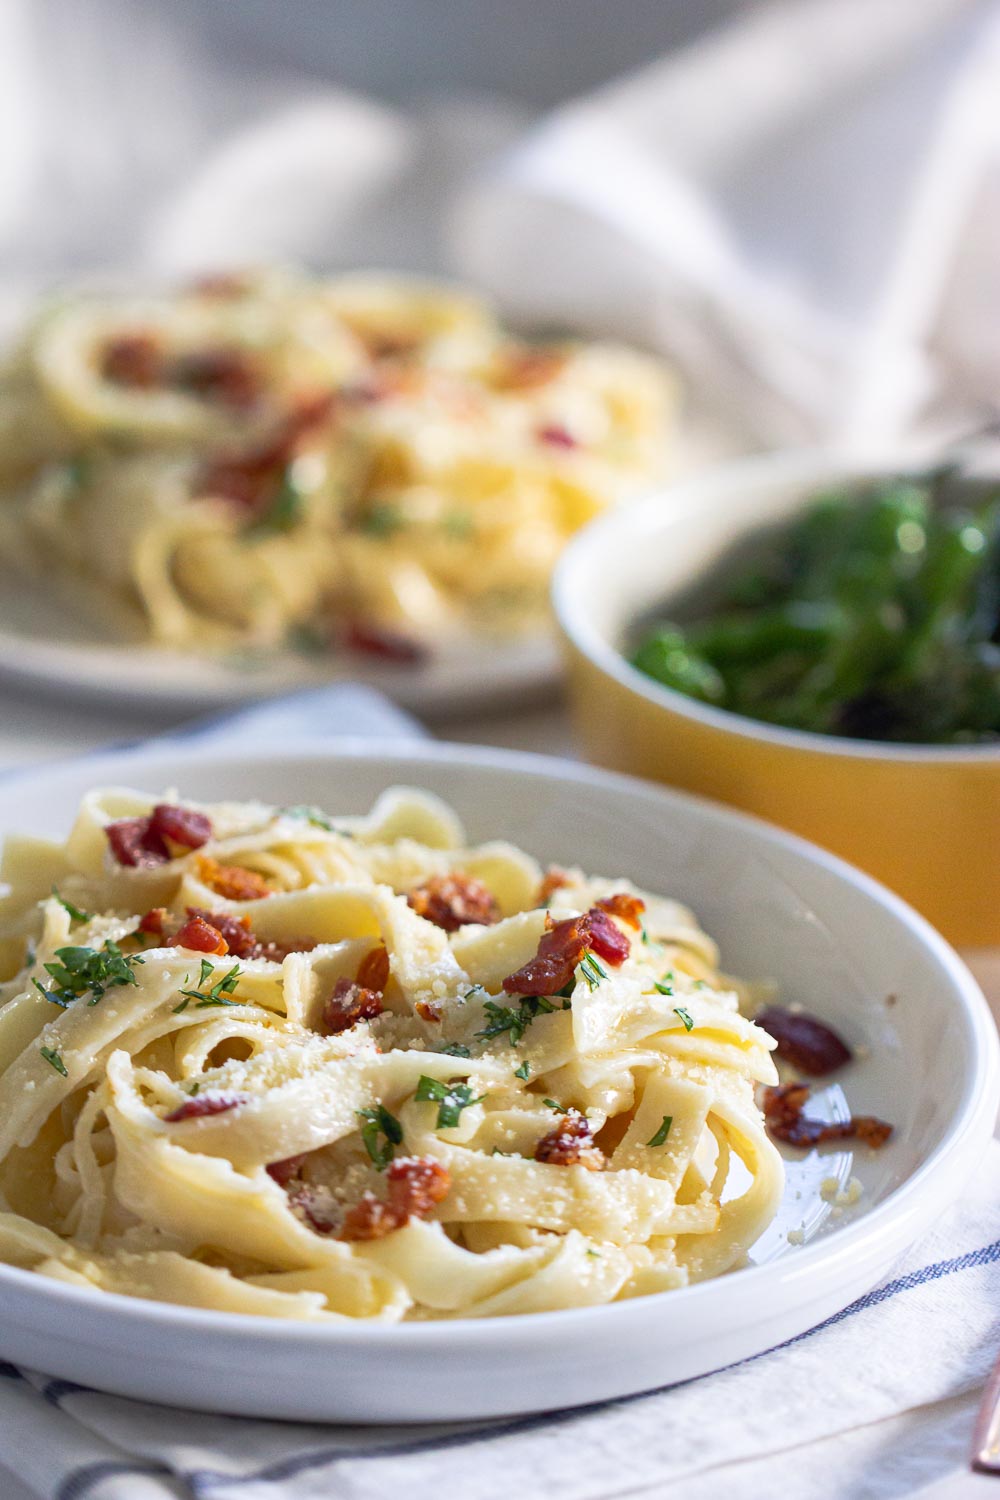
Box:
(40, 1045, 68, 1077)
(653, 977, 674, 996)
(178, 961, 243, 1009)
(34, 940, 143, 1009)
(514, 1060, 530, 1080)
(281, 804, 335, 831)
(585, 1248, 601, 1259)
(578, 951, 607, 992)
(543, 1098, 569, 1114)
(646, 1115, 673, 1147)
(414, 1075, 485, 1130)
(51, 887, 92, 924)
(248, 469, 305, 537)
(673, 1006, 695, 1032)
(475, 995, 557, 1047)
(440, 1042, 472, 1058)
(357, 1103, 404, 1170)
(359, 502, 405, 538)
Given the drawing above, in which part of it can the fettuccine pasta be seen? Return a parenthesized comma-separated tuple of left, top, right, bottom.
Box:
(0, 786, 782, 1320)
(0, 270, 675, 657)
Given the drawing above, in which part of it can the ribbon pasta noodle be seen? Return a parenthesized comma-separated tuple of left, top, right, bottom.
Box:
(0, 787, 783, 1320)
(0, 271, 675, 653)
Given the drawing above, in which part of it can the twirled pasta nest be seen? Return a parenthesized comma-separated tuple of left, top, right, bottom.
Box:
(0, 786, 784, 1321)
(0, 271, 676, 658)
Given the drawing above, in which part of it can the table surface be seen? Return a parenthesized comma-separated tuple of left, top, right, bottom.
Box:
(0, 678, 995, 1500)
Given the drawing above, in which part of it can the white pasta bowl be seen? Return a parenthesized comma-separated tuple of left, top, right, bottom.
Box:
(0, 740, 994, 1423)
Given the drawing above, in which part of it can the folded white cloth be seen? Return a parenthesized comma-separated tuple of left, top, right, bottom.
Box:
(0, 683, 995, 1500)
(452, 0, 1000, 453)
(4, 0, 999, 458)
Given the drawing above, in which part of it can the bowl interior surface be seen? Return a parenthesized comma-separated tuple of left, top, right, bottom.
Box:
(0, 739, 989, 1268)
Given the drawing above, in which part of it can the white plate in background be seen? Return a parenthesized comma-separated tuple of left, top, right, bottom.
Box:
(0, 574, 558, 717)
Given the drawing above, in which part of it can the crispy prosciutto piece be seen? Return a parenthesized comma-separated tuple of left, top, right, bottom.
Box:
(183, 908, 314, 962)
(406, 872, 500, 933)
(196, 393, 334, 512)
(289, 1186, 340, 1236)
(595, 892, 646, 930)
(321, 945, 389, 1034)
(106, 804, 211, 867)
(536, 867, 571, 906)
(356, 945, 390, 993)
(194, 856, 272, 901)
(186, 908, 256, 958)
(323, 979, 384, 1035)
(265, 1153, 308, 1186)
(170, 349, 262, 410)
(339, 1157, 450, 1242)
(101, 333, 262, 410)
(343, 621, 428, 666)
(143, 906, 315, 963)
(163, 1093, 244, 1123)
(502, 905, 633, 997)
(148, 803, 213, 852)
(173, 913, 228, 955)
(755, 1008, 852, 1077)
(762, 1082, 892, 1150)
(492, 347, 567, 392)
(502, 912, 591, 997)
(534, 1112, 605, 1171)
(537, 423, 578, 450)
(101, 333, 161, 388)
(585, 908, 631, 966)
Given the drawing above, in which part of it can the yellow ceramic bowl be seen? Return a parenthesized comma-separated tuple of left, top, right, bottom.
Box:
(553, 450, 1000, 947)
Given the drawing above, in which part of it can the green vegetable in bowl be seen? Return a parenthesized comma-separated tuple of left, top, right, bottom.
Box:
(629, 471, 1000, 744)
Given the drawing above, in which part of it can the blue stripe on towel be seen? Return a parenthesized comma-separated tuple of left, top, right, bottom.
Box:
(158, 1235, 1000, 1495)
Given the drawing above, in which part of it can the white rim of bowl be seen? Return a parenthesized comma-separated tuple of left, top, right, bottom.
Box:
(553, 447, 1000, 764)
(0, 737, 992, 1344)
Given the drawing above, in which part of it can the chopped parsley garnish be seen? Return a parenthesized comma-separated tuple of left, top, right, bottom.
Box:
(39, 1045, 67, 1077)
(51, 888, 92, 924)
(415, 1075, 485, 1130)
(578, 951, 607, 991)
(248, 469, 304, 536)
(64, 456, 91, 489)
(653, 975, 674, 996)
(176, 960, 243, 1010)
(543, 1098, 569, 1114)
(282, 804, 334, 831)
(514, 1060, 530, 1080)
(359, 503, 405, 537)
(443, 510, 473, 540)
(646, 1115, 673, 1147)
(439, 1042, 472, 1058)
(673, 1006, 694, 1032)
(476, 996, 557, 1046)
(33, 941, 143, 1009)
(585, 1248, 601, 1259)
(358, 1103, 403, 1170)
(640, 922, 651, 945)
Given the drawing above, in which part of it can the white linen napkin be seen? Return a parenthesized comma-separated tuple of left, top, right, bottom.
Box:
(4, 0, 999, 458)
(0, 683, 995, 1500)
(452, 0, 1000, 454)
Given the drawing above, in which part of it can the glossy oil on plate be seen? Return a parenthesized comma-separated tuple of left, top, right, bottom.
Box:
(0, 575, 558, 716)
(0, 742, 993, 1422)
